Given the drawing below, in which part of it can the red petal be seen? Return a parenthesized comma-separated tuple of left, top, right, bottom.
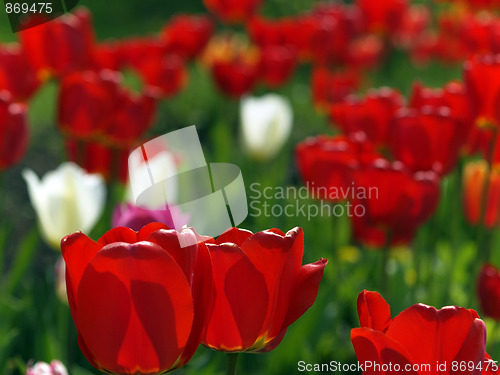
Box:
(357, 290, 391, 332)
(203, 243, 269, 351)
(216, 227, 253, 246)
(61, 232, 102, 319)
(97, 226, 138, 246)
(386, 304, 486, 373)
(351, 328, 417, 375)
(281, 258, 328, 330)
(76, 241, 193, 374)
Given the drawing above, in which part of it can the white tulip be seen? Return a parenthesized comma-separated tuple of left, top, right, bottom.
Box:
(23, 162, 106, 250)
(240, 93, 293, 160)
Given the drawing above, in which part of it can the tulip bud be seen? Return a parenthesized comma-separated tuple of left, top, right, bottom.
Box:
(240, 93, 292, 161)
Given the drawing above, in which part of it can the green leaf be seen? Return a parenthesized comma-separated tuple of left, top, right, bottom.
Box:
(5, 228, 39, 294)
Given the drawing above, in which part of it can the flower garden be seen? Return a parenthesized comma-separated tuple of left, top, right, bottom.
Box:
(1, 0, 500, 374)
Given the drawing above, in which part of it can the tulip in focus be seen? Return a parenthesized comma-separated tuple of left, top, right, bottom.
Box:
(463, 160, 500, 228)
(352, 290, 487, 375)
(61, 224, 212, 374)
(23, 162, 106, 249)
(240, 93, 292, 160)
(25, 360, 68, 375)
(478, 263, 500, 320)
(202, 227, 327, 352)
(0, 91, 29, 171)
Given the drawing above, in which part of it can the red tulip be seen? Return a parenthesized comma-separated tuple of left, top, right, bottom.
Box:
(352, 290, 487, 375)
(202, 227, 327, 352)
(134, 55, 188, 98)
(393, 5, 430, 48)
(247, 16, 297, 48)
(356, 0, 408, 35)
(311, 67, 361, 109)
(0, 43, 40, 101)
(120, 37, 166, 73)
(463, 160, 500, 228)
(478, 264, 500, 320)
(91, 42, 124, 71)
(204, 37, 260, 98)
(257, 45, 297, 88)
(58, 70, 122, 139)
(20, 8, 94, 79)
(346, 35, 385, 70)
(162, 15, 214, 59)
(202, 0, 263, 24)
(330, 87, 404, 147)
(0, 91, 28, 171)
(409, 81, 474, 146)
(352, 159, 440, 246)
(61, 224, 212, 374)
(104, 90, 157, 147)
(295, 134, 380, 202)
(389, 106, 463, 176)
(464, 54, 500, 127)
(65, 139, 130, 183)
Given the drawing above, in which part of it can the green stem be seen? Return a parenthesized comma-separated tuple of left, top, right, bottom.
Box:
(380, 232, 392, 298)
(226, 353, 239, 375)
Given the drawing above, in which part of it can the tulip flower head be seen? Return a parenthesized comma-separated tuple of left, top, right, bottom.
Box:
(202, 227, 327, 352)
(25, 360, 68, 375)
(352, 290, 487, 375)
(61, 224, 212, 374)
(478, 263, 500, 320)
(23, 162, 106, 250)
(240, 93, 293, 161)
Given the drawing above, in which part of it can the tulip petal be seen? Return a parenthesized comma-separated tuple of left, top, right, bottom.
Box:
(386, 304, 484, 372)
(204, 243, 269, 351)
(61, 232, 102, 317)
(77, 241, 194, 374)
(281, 258, 328, 330)
(97, 226, 138, 246)
(216, 227, 253, 246)
(351, 328, 417, 375)
(357, 290, 391, 332)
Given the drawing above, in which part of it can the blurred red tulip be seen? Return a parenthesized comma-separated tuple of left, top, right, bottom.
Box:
(463, 160, 500, 228)
(120, 37, 166, 73)
(20, 8, 94, 79)
(352, 290, 487, 374)
(0, 91, 28, 171)
(389, 106, 463, 176)
(61, 224, 212, 374)
(330, 87, 404, 147)
(104, 90, 157, 147)
(257, 45, 297, 88)
(464, 54, 500, 127)
(247, 16, 297, 48)
(356, 0, 408, 35)
(204, 36, 260, 98)
(295, 134, 381, 202)
(346, 34, 385, 70)
(202, 227, 327, 352)
(0, 44, 40, 101)
(393, 5, 430, 48)
(134, 55, 188, 98)
(203, 0, 263, 23)
(65, 139, 130, 183)
(311, 67, 361, 109)
(91, 41, 124, 71)
(478, 263, 500, 320)
(58, 70, 122, 139)
(409, 81, 474, 146)
(352, 159, 440, 246)
(162, 14, 214, 59)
